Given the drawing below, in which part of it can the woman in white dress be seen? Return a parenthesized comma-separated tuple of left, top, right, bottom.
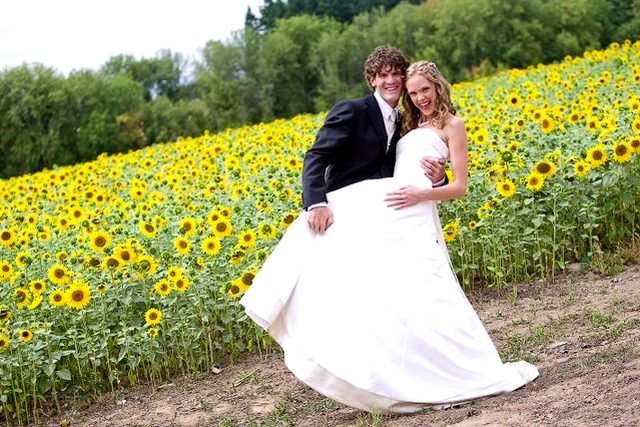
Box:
(240, 60, 538, 414)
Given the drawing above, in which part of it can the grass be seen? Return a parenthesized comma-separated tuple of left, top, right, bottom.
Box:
(355, 410, 388, 427)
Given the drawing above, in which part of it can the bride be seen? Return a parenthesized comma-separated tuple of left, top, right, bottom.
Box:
(240, 60, 538, 413)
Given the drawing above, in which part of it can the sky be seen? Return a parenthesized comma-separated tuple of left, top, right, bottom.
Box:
(0, 0, 265, 75)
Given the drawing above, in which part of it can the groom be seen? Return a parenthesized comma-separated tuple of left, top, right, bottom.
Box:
(302, 45, 446, 234)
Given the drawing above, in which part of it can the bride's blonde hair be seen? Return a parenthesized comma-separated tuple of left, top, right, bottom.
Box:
(401, 61, 456, 135)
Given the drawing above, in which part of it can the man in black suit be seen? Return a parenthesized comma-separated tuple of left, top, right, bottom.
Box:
(303, 45, 446, 234)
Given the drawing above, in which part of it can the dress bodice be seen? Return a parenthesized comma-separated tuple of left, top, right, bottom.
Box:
(393, 128, 449, 188)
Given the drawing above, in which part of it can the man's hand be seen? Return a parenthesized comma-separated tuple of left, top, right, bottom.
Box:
(307, 206, 334, 234)
(421, 156, 446, 184)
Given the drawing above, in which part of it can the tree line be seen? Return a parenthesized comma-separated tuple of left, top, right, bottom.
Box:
(1, 0, 638, 178)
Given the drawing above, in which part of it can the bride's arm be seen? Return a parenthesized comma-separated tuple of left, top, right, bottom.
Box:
(422, 118, 468, 201)
(385, 118, 468, 208)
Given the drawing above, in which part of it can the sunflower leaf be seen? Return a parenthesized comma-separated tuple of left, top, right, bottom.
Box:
(56, 369, 71, 381)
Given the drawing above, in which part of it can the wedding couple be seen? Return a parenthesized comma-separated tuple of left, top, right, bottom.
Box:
(240, 45, 538, 413)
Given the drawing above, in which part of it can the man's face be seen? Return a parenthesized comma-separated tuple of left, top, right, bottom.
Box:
(371, 65, 403, 107)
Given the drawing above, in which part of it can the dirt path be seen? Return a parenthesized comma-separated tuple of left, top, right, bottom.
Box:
(35, 264, 640, 427)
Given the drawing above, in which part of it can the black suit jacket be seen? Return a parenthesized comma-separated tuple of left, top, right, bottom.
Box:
(302, 94, 400, 209)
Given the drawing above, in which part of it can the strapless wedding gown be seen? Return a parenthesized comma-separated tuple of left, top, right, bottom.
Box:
(240, 128, 538, 413)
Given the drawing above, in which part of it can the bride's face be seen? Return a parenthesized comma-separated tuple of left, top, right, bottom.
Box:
(406, 74, 436, 119)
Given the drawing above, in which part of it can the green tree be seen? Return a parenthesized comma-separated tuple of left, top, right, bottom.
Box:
(255, 14, 341, 119)
(537, 0, 602, 62)
(66, 70, 145, 157)
(313, 3, 427, 109)
(143, 96, 210, 143)
(429, 0, 547, 81)
(612, 0, 640, 41)
(196, 37, 247, 129)
(0, 65, 75, 177)
(255, 0, 421, 30)
(101, 50, 186, 101)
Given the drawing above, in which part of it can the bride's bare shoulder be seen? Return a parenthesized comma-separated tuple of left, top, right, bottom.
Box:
(445, 114, 465, 130)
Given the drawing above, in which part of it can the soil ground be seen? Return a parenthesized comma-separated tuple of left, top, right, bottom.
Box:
(34, 263, 640, 427)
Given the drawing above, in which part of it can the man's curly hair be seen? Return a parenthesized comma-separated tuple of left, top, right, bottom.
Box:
(363, 45, 410, 90)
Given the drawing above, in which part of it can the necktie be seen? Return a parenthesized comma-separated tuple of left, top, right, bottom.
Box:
(386, 109, 397, 150)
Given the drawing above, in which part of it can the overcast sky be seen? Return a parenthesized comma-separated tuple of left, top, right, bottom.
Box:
(0, 0, 265, 75)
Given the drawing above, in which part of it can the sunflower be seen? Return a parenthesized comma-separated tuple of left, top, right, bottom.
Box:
(612, 141, 632, 163)
(97, 284, 108, 293)
(219, 206, 232, 218)
(0, 261, 12, 281)
(201, 236, 221, 256)
(532, 160, 556, 178)
(114, 244, 136, 264)
(49, 290, 67, 307)
(506, 93, 521, 108)
(56, 251, 68, 263)
(258, 222, 277, 240)
(226, 282, 243, 299)
(68, 206, 85, 224)
(179, 217, 197, 235)
(525, 173, 545, 192)
(89, 230, 111, 252)
(101, 256, 122, 270)
(632, 116, 640, 134)
(154, 279, 171, 296)
(15, 287, 31, 309)
(38, 229, 51, 242)
(144, 308, 162, 325)
(207, 209, 222, 225)
(507, 141, 521, 152)
(25, 213, 38, 227)
(56, 216, 72, 231)
(240, 271, 255, 287)
(237, 230, 257, 249)
(18, 329, 33, 343)
(174, 277, 190, 293)
(443, 222, 459, 242)
(167, 266, 184, 282)
(148, 328, 159, 339)
(0, 334, 9, 350)
(138, 221, 157, 238)
(496, 179, 516, 198)
(212, 218, 233, 237)
(630, 137, 640, 153)
(66, 281, 91, 310)
(26, 294, 42, 310)
(567, 111, 581, 123)
(29, 279, 46, 295)
(586, 144, 608, 168)
(15, 251, 31, 268)
(573, 160, 590, 177)
(586, 117, 600, 133)
(136, 255, 158, 275)
(0, 228, 16, 247)
(468, 220, 479, 230)
(229, 247, 246, 266)
(280, 211, 298, 228)
(173, 237, 191, 255)
(539, 116, 555, 133)
(0, 308, 10, 322)
(47, 264, 70, 285)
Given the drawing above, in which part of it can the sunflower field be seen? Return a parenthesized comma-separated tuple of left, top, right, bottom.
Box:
(1, 40, 639, 424)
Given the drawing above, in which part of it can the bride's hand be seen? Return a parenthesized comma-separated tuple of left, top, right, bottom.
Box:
(385, 186, 429, 210)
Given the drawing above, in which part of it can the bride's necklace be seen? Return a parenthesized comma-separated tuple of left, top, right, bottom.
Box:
(418, 116, 435, 127)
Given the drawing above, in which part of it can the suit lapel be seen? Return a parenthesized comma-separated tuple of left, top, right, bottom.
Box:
(365, 95, 388, 150)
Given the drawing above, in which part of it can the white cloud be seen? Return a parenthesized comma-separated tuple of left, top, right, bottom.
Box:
(0, 0, 264, 74)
